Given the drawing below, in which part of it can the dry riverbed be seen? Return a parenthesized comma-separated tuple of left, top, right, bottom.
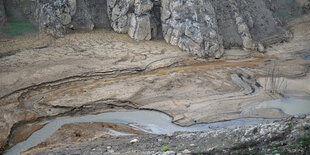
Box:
(0, 15, 310, 154)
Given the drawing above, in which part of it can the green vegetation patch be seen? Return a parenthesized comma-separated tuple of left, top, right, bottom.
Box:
(161, 146, 170, 152)
(298, 135, 310, 147)
(2, 18, 36, 36)
(271, 0, 302, 22)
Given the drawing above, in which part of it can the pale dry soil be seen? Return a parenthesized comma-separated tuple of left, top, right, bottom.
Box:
(0, 15, 310, 154)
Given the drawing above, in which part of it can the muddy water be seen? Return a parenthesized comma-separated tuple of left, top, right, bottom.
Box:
(257, 98, 310, 115)
(5, 110, 277, 155)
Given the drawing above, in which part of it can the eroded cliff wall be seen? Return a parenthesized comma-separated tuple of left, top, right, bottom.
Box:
(107, 0, 290, 57)
(2, 0, 110, 37)
(1, 0, 309, 58)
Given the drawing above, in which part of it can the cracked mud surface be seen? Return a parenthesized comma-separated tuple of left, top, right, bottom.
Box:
(0, 15, 310, 154)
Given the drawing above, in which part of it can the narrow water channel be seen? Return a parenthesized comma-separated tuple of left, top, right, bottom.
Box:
(5, 110, 277, 155)
(257, 98, 310, 115)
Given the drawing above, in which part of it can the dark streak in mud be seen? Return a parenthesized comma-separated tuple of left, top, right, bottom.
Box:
(34, 46, 49, 50)
(0, 67, 145, 101)
(0, 50, 21, 59)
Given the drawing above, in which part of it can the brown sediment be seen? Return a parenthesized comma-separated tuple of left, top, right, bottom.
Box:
(25, 122, 144, 152)
(9, 122, 46, 148)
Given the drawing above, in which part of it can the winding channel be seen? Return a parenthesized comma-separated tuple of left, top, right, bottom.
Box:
(5, 110, 278, 155)
(5, 97, 310, 155)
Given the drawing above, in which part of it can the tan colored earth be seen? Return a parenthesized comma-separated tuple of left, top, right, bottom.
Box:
(23, 122, 144, 154)
(0, 14, 310, 153)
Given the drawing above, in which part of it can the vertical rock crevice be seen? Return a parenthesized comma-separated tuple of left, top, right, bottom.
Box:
(108, 0, 160, 41)
(128, 0, 153, 40)
(228, 0, 256, 51)
(0, 0, 6, 26)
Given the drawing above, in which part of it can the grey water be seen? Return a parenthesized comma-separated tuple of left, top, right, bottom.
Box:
(257, 98, 310, 115)
(5, 110, 277, 155)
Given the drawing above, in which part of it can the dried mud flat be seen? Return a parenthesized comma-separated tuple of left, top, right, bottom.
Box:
(0, 14, 310, 154)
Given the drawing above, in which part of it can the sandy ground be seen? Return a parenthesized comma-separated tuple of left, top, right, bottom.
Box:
(0, 14, 310, 153)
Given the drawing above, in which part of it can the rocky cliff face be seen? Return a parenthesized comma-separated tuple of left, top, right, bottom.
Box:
(0, 0, 6, 26)
(106, 0, 290, 58)
(161, 0, 224, 58)
(2, 0, 110, 37)
(1, 0, 307, 58)
(107, 0, 162, 40)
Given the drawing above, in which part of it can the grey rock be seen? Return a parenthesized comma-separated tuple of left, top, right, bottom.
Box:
(3, 0, 109, 37)
(3, 0, 78, 37)
(182, 149, 191, 154)
(257, 43, 265, 53)
(109, 0, 156, 40)
(0, 0, 5, 26)
(134, 0, 153, 15)
(128, 14, 152, 40)
(128, 0, 153, 40)
(36, 0, 77, 37)
(0, 0, 299, 58)
(161, 0, 224, 58)
(71, 0, 94, 31)
(162, 151, 176, 155)
(108, 0, 134, 33)
(160, 0, 291, 58)
(84, 0, 110, 29)
(305, 1, 310, 11)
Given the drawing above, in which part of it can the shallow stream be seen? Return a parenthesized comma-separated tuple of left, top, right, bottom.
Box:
(257, 98, 310, 115)
(5, 110, 278, 155)
(5, 97, 310, 155)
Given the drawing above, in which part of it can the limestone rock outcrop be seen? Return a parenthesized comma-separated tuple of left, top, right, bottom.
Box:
(1, 0, 304, 58)
(107, 0, 291, 58)
(34, 0, 110, 37)
(107, 0, 161, 40)
(3, 0, 110, 37)
(128, 0, 153, 40)
(36, 0, 78, 37)
(160, 0, 290, 57)
(161, 0, 224, 58)
(0, 0, 5, 26)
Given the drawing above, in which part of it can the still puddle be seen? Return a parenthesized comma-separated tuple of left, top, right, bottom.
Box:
(257, 98, 310, 115)
(5, 110, 277, 155)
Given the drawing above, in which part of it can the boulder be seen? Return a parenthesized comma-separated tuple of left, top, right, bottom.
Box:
(128, 0, 153, 40)
(108, 0, 158, 40)
(128, 14, 152, 40)
(35, 0, 77, 37)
